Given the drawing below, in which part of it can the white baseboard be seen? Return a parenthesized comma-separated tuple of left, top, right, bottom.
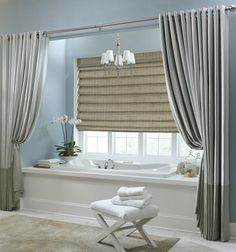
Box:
(21, 197, 199, 233)
(20, 197, 236, 240)
(230, 223, 236, 239)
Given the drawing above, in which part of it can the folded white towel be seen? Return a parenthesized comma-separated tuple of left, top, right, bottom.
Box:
(117, 186, 146, 197)
(111, 194, 152, 209)
(119, 192, 147, 201)
(38, 158, 61, 165)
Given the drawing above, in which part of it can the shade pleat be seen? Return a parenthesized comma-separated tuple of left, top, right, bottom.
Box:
(79, 83, 167, 95)
(79, 66, 164, 78)
(79, 93, 169, 104)
(79, 126, 177, 132)
(79, 120, 177, 132)
(79, 76, 166, 87)
(78, 103, 171, 112)
(79, 111, 174, 121)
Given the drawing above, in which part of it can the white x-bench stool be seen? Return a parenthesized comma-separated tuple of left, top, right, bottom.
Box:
(90, 199, 159, 252)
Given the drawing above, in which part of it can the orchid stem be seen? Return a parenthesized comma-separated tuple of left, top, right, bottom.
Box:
(65, 123, 68, 144)
(61, 124, 65, 144)
(71, 125, 74, 143)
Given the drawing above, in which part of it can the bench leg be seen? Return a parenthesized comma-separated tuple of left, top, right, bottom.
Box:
(125, 218, 150, 237)
(92, 210, 157, 251)
(95, 212, 126, 252)
(132, 218, 157, 248)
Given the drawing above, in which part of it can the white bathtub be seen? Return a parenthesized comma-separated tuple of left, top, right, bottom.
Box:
(22, 163, 198, 233)
(51, 159, 177, 178)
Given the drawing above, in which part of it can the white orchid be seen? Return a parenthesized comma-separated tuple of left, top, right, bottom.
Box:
(52, 115, 82, 154)
(53, 115, 69, 124)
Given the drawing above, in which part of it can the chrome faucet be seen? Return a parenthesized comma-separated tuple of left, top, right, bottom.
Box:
(104, 159, 115, 169)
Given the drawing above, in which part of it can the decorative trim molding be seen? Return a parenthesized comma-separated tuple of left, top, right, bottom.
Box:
(21, 198, 92, 218)
(230, 223, 236, 239)
(21, 197, 199, 233)
(21, 197, 236, 239)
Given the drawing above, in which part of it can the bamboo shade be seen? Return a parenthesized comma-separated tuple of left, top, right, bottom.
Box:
(76, 51, 177, 132)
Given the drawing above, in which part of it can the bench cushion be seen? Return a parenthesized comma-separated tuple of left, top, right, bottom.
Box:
(90, 199, 158, 222)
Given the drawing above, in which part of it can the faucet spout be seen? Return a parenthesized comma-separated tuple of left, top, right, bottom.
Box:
(104, 159, 115, 169)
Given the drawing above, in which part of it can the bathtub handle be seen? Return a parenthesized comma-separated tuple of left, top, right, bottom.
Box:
(94, 163, 102, 169)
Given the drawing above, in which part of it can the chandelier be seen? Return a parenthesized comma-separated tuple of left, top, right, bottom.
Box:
(100, 33, 136, 72)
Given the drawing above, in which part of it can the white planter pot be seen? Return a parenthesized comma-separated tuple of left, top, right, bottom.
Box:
(59, 156, 78, 163)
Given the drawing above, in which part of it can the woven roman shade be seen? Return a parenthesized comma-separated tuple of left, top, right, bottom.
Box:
(76, 51, 177, 132)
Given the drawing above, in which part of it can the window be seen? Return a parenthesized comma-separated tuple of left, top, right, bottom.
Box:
(85, 131, 108, 153)
(76, 52, 201, 161)
(79, 131, 202, 160)
(145, 133, 172, 156)
(114, 132, 139, 155)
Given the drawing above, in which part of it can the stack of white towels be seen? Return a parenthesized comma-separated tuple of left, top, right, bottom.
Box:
(37, 158, 61, 168)
(111, 186, 152, 209)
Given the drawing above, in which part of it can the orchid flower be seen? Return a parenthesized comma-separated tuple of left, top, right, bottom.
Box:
(52, 115, 82, 156)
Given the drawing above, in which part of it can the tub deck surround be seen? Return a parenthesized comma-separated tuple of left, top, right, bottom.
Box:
(21, 164, 198, 233)
(25, 158, 192, 181)
(22, 166, 198, 186)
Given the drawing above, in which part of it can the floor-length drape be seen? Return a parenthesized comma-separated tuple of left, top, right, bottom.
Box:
(159, 6, 229, 241)
(0, 32, 48, 210)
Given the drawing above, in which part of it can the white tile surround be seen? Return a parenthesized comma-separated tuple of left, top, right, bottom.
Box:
(0, 209, 236, 252)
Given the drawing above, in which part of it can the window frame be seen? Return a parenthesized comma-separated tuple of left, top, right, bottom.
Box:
(76, 130, 192, 163)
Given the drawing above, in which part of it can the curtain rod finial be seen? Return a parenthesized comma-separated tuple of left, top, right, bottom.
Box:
(227, 5, 236, 12)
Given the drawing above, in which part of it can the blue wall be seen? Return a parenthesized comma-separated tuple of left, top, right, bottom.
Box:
(0, 0, 235, 222)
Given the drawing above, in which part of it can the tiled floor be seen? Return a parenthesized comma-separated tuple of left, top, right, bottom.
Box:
(0, 209, 236, 252)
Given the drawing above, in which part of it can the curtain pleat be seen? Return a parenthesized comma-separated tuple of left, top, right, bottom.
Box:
(0, 32, 48, 210)
(160, 6, 229, 241)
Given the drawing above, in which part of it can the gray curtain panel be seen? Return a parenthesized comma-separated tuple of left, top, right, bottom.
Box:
(159, 6, 229, 241)
(0, 32, 48, 210)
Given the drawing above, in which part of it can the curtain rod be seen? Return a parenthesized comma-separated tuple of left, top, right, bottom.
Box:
(45, 5, 236, 37)
(46, 16, 159, 37)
